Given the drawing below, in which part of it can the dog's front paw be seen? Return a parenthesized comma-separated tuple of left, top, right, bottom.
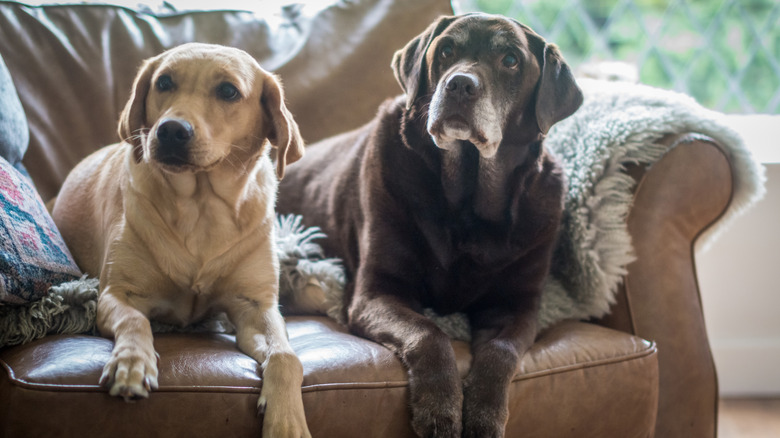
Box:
(410, 402, 462, 438)
(462, 396, 508, 438)
(257, 393, 311, 438)
(462, 415, 505, 438)
(100, 346, 159, 402)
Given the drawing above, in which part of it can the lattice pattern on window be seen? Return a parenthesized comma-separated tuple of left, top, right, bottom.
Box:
(453, 0, 780, 114)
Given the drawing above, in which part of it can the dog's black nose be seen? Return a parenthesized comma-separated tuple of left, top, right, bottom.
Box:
(156, 118, 193, 149)
(445, 73, 481, 101)
(155, 118, 193, 166)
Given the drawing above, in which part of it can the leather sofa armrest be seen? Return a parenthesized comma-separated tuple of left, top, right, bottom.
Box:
(597, 133, 732, 438)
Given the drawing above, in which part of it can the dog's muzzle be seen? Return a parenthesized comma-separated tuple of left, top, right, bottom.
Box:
(154, 118, 193, 167)
(427, 71, 502, 157)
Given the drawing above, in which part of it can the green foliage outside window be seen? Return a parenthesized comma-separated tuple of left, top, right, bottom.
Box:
(455, 0, 780, 114)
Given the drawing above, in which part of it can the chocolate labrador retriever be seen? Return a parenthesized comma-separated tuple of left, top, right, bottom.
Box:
(278, 13, 582, 437)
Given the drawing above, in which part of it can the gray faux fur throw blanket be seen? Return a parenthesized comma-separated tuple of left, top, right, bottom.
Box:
(540, 78, 765, 329)
(0, 79, 765, 347)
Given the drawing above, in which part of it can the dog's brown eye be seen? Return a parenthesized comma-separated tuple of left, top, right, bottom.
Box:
(216, 82, 241, 102)
(156, 74, 174, 92)
(502, 54, 519, 68)
(440, 45, 454, 59)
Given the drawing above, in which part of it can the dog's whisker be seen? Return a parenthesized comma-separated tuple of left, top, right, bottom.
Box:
(411, 98, 433, 124)
(217, 151, 240, 171)
(227, 142, 253, 153)
(120, 130, 150, 155)
(224, 154, 246, 174)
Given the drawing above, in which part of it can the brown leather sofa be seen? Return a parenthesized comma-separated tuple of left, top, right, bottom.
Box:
(0, 1, 726, 436)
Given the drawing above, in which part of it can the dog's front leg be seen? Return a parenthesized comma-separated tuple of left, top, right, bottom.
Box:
(461, 306, 539, 438)
(350, 292, 463, 438)
(97, 287, 159, 401)
(228, 299, 310, 438)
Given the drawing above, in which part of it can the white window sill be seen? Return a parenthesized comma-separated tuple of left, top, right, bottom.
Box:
(723, 115, 780, 164)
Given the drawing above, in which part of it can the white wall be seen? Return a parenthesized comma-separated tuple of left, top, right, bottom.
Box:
(696, 163, 780, 396)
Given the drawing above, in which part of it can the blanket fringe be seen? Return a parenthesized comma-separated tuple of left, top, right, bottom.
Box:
(0, 276, 97, 347)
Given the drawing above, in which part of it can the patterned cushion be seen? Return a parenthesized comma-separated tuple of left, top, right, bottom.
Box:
(0, 157, 81, 304)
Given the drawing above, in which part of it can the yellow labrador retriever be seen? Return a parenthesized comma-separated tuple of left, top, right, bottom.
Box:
(50, 43, 309, 438)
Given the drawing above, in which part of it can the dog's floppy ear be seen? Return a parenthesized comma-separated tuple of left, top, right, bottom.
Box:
(118, 55, 160, 162)
(261, 74, 304, 179)
(535, 43, 583, 134)
(391, 15, 458, 110)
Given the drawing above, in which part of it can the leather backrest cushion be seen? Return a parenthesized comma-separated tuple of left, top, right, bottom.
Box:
(0, 0, 453, 199)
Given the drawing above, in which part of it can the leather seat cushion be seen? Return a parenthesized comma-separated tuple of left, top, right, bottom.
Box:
(0, 317, 658, 437)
